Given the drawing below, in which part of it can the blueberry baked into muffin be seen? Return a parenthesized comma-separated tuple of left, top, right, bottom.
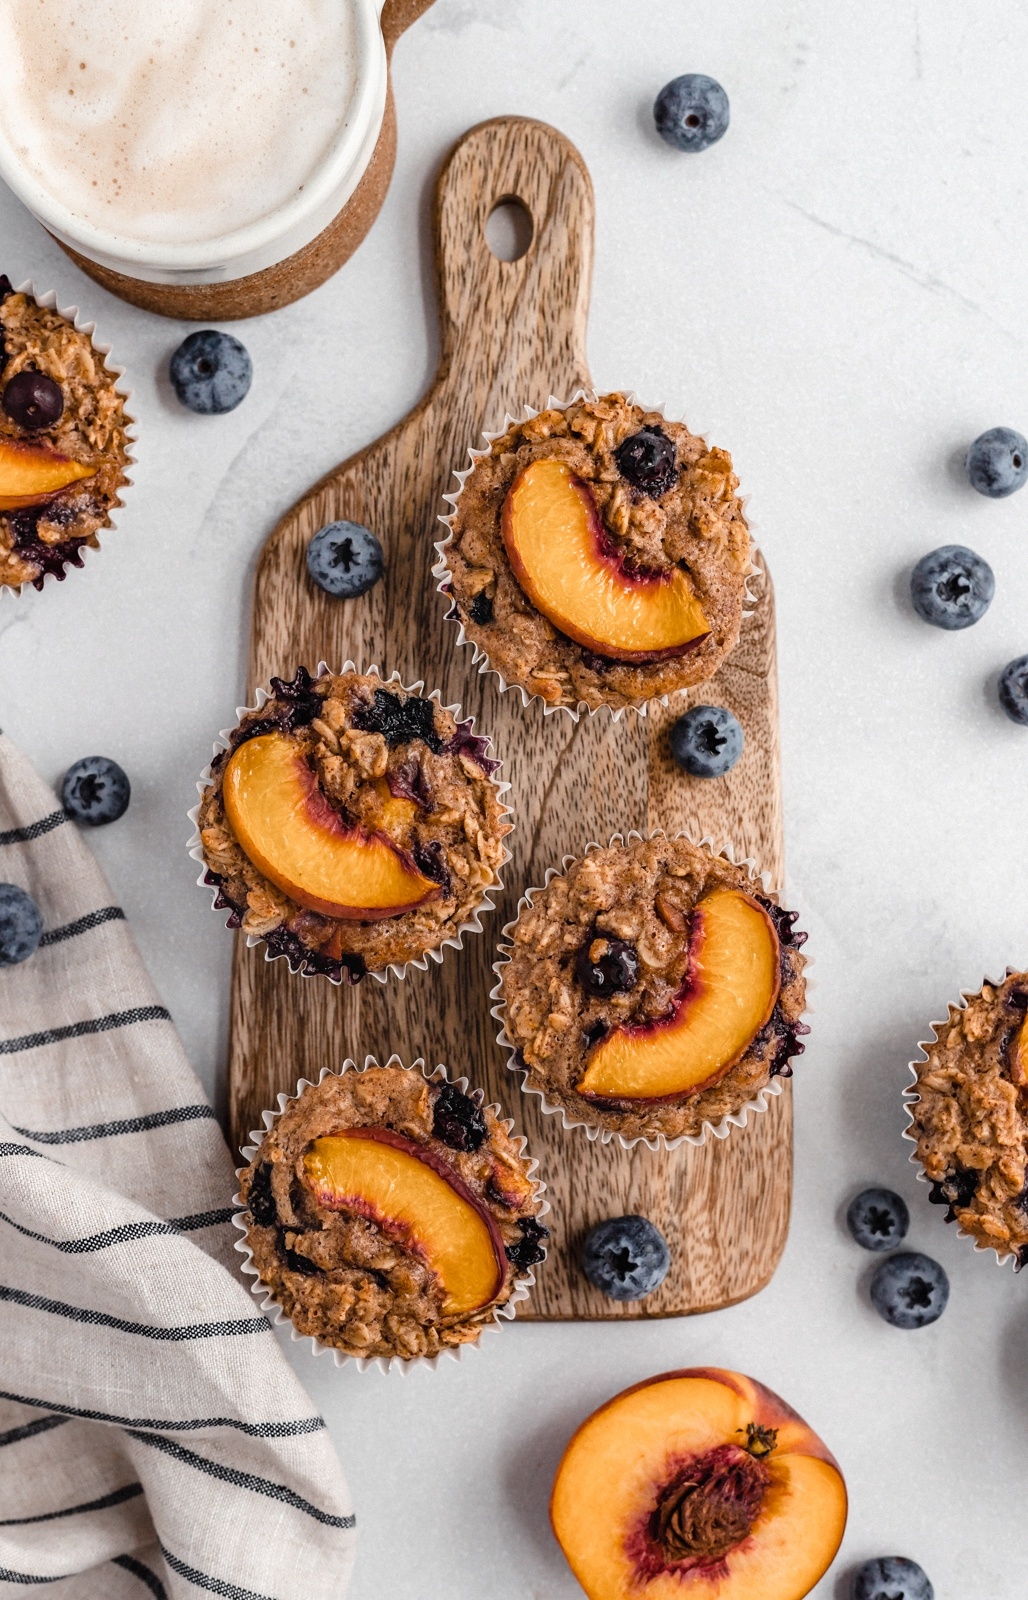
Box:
(197, 668, 510, 980)
(238, 1064, 548, 1360)
(438, 392, 751, 713)
(0, 278, 131, 590)
(495, 835, 808, 1143)
(908, 971, 1028, 1266)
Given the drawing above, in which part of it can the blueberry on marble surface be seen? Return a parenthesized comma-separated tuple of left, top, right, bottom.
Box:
(654, 74, 730, 152)
(307, 520, 384, 598)
(909, 545, 993, 629)
(846, 1188, 910, 1252)
(169, 329, 252, 414)
(61, 757, 130, 826)
(581, 1215, 670, 1300)
(998, 654, 1028, 725)
(0, 883, 42, 967)
(870, 1251, 948, 1329)
(966, 426, 1028, 498)
(669, 704, 744, 777)
(3, 369, 64, 430)
(852, 1556, 934, 1600)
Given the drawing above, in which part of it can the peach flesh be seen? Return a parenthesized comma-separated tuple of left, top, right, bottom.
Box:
(501, 458, 710, 663)
(302, 1128, 506, 1317)
(0, 436, 96, 511)
(550, 1367, 847, 1600)
(1017, 1014, 1028, 1085)
(222, 732, 439, 921)
(577, 890, 781, 1102)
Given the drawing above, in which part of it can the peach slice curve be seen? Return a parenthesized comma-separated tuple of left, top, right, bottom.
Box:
(501, 458, 710, 662)
(0, 436, 96, 512)
(550, 1366, 847, 1600)
(302, 1128, 506, 1317)
(1016, 1013, 1028, 1085)
(222, 731, 440, 922)
(577, 889, 780, 1101)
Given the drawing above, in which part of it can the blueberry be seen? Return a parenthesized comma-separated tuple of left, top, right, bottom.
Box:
(870, 1251, 949, 1330)
(246, 1163, 278, 1228)
(0, 883, 42, 967)
(966, 426, 1028, 498)
(505, 1216, 550, 1269)
(60, 757, 130, 826)
(654, 74, 730, 153)
(575, 937, 639, 997)
(852, 1556, 934, 1600)
(169, 329, 251, 415)
(3, 369, 64, 430)
(669, 704, 744, 777)
(351, 688, 441, 751)
(306, 520, 384, 599)
(614, 427, 677, 497)
(846, 1188, 910, 1252)
(998, 654, 1028, 725)
(432, 1083, 487, 1153)
(909, 544, 993, 629)
(581, 1215, 670, 1301)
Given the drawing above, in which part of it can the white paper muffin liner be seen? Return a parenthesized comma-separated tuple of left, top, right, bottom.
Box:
(0, 279, 135, 599)
(432, 390, 761, 722)
(490, 829, 810, 1152)
(187, 661, 513, 985)
(232, 1054, 550, 1373)
(902, 968, 1028, 1273)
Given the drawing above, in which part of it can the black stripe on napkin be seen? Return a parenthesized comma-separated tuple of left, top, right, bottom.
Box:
(0, 1205, 237, 1253)
(0, 1565, 64, 1584)
(159, 1544, 275, 1600)
(0, 1388, 325, 1438)
(129, 1431, 356, 1529)
(0, 1481, 143, 1526)
(113, 1554, 169, 1600)
(168, 1208, 237, 1231)
(12, 1103, 215, 1144)
(0, 810, 66, 847)
(0, 1284, 269, 1341)
(40, 906, 126, 946)
(0, 1143, 49, 1161)
(0, 1006, 172, 1057)
(0, 1414, 69, 1448)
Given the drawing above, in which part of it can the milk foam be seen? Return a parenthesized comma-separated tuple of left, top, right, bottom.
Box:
(0, 0, 361, 246)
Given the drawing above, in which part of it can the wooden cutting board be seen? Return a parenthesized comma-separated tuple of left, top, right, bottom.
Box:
(228, 115, 792, 1319)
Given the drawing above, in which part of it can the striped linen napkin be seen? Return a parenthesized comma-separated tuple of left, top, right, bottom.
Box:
(0, 733, 355, 1598)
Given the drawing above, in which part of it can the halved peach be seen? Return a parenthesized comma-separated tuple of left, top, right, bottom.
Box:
(577, 889, 780, 1101)
(1015, 1014, 1028, 1086)
(222, 732, 439, 921)
(501, 458, 709, 662)
(0, 436, 95, 511)
(302, 1128, 506, 1316)
(551, 1366, 847, 1600)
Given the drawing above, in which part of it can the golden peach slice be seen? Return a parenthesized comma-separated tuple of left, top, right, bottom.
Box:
(303, 1128, 506, 1316)
(222, 732, 439, 921)
(0, 436, 95, 511)
(577, 890, 780, 1101)
(501, 458, 709, 662)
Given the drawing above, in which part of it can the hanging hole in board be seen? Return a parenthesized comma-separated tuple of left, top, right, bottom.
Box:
(485, 197, 534, 262)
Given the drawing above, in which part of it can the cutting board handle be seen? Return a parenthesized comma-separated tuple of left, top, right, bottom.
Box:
(381, 0, 437, 53)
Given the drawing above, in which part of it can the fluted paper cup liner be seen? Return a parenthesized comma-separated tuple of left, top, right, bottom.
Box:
(1, 279, 135, 598)
(187, 661, 513, 985)
(903, 968, 1028, 1273)
(432, 390, 760, 722)
(491, 829, 810, 1152)
(233, 1055, 549, 1373)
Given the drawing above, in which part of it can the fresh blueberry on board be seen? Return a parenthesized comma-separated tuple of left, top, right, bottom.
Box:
(852, 1555, 934, 1600)
(61, 757, 131, 826)
(581, 1215, 670, 1300)
(669, 704, 744, 777)
(846, 1188, 910, 1252)
(654, 73, 730, 152)
(909, 544, 993, 629)
(998, 655, 1028, 725)
(169, 329, 252, 414)
(0, 883, 42, 967)
(306, 520, 385, 598)
(870, 1251, 948, 1330)
(3, 369, 64, 430)
(966, 426, 1028, 498)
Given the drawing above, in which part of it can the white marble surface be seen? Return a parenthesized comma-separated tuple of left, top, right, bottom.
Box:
(2, 2, 1027, 1594)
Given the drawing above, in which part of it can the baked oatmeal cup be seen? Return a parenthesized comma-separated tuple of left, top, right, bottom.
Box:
(235, 1059, 549, 1364)
(905, 970, 1028, 1268)
(435, 392, 752, 715)
(193, 666, 511, 982)
(0, 278, 132, 591)
(493, 833, 808, 1146)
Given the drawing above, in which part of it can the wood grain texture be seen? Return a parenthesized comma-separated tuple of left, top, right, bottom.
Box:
(228, 116, 792, 1319)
